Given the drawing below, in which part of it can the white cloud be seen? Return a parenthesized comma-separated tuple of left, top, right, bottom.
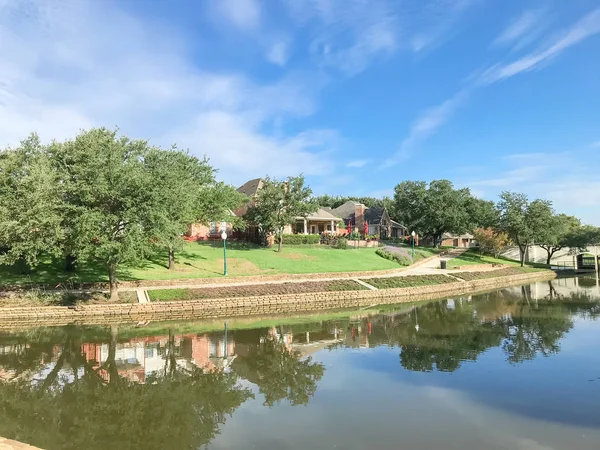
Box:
(382, 88, 470, 168)
(213, 0, 261, 31)
(346, 159, 369, 168)
(266, 40, 290, 66)
(287, 0, 399, 75)
(492, 9, 547, 48)
(0, 0, 336, 185)
(481, 8, 600, 84)
(464, 150, 600, 225)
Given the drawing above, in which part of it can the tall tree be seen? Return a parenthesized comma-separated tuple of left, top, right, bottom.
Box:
(497, 192, 553, 266)
(537, 214, 581, 265)
(57, 128, 158, 301)
(144, 149, 246, 270)
(0, 134, 64, 270)
(245, 175, 317, 252)
(561, 225, 600, 252)
(393, 180, 473, 247)
(467, 197, 500, 229)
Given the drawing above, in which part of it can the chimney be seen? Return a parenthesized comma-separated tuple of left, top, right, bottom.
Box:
(354, 203, 365, 234)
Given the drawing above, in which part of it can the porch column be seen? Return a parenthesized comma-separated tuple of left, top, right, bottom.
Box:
(303, 218, 308, 234)
(331, 220, 335, 233)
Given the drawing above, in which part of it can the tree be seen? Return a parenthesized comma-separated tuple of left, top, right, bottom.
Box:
(497, 192, 553, 267)
(473, 227, 510, 258)
(144, 149, 246, 270)
(537, 214, 581, 265)
(57, 128, 159, 301)
(0, 134, 65, 270)
(466, 197, 500, 229)
(561, 225, 600, 252)
(393, 180, 473, 247)
(245, 175, 317, 252)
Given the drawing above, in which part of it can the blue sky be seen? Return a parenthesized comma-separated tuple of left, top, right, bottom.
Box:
(1, 0, 599, 224)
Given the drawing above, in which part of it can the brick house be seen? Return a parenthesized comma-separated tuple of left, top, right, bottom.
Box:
(327, 201, 406, 238)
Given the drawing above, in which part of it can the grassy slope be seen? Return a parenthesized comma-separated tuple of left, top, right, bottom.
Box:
(0, 241, 399, 286)
(446, 249, 550, 269)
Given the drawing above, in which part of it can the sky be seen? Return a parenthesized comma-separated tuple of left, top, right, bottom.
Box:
(1, 0, 599, 224)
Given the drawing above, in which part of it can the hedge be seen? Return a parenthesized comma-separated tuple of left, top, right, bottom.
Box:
(361, 275, 455, 289)
(281, 234, 321, 245)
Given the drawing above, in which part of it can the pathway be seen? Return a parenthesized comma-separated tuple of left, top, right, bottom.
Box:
(0, 437, 42, 450)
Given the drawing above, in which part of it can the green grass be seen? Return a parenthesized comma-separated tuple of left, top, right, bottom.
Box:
(381, 243, 444, 262)
(0, 241, 399, 287)
(361, 274, 455, 289)
(446, 249, 551, 269)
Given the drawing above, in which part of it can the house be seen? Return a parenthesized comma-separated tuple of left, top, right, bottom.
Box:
(328, 201, 406, 238)
(235, 178, 343, 237)
(441, 233, 475, 248)
(421, 232, 476, 248)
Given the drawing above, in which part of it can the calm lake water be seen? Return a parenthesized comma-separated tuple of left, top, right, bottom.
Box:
(1, 276, 599, 450)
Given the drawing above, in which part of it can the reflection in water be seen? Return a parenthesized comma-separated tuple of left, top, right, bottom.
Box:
(0, 277, 599, 449)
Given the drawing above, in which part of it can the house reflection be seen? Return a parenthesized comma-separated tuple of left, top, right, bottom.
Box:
(79, 333, 236, 383)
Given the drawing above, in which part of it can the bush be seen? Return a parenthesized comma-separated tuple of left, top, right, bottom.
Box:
(281, 234, 320, 245)
(335, 238, 348, 249)
(376, 248, 412, 266)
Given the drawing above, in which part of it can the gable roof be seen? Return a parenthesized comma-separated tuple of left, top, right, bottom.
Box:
(330, 200, 360, 220)
(304, 208, 342, 221)
(364, 206, 385, 224)
(237, 178, 263, 197)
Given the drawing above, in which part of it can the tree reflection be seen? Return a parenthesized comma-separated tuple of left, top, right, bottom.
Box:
(231, 329, 325, 406)
(0, 326, 253, 450)
(382, 289, 599, 372)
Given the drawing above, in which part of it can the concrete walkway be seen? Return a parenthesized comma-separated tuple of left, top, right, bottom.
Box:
(0, 437, 42, 450)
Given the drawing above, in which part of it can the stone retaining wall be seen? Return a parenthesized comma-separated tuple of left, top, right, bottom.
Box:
(0, 271, 556, 328)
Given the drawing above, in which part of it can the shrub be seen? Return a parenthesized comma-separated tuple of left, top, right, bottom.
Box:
(376, 248, 412, 266)
(281, 234, 320, 245)
(335, 238, 348, 249)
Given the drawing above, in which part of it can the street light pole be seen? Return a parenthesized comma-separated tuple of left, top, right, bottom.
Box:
(221, 231, 228, 276)
(411, 230, 416, 262)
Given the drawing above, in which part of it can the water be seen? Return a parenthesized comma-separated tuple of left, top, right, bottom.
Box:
(1, 277, 599, 450)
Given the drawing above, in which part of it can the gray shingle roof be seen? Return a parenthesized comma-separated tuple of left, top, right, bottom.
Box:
(237, 178, 263, 197)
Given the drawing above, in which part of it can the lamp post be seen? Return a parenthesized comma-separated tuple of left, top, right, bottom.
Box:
(221, 230, 228, 276)
(411, 230, 416, 262)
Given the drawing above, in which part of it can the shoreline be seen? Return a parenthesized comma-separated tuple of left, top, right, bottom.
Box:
(0, 270, 557, 327)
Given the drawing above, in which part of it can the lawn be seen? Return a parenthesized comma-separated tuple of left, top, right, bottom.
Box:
(380, 243, 444, 262)
(445, 249, 550, 269)
(361, 274, 455, 289)
(0, 241, 399, 286)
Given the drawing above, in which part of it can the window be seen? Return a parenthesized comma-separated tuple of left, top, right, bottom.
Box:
(327, 224, 332, 231)
(220, 221, 227, 231)
(209, 221, 217, 234)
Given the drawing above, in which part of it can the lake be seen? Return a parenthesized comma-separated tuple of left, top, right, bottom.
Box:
(0, 276, 599, 450)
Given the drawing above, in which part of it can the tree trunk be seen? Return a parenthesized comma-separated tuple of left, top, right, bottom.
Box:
(168, 247, 175, 270)
(108, 264, 119, 302)
(519, 245, 526, 267)
(278, 228, 283, 252)
(65, 254, 77, 272)
(546, 252, 552, 266)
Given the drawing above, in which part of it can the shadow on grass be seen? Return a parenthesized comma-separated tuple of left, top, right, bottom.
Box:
(193, 240, 259, 251)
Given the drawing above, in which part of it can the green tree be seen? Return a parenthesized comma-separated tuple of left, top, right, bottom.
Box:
(473, 227, 510, 258)
(245, 175, 317, 252)
(497, 192, 553, 266)
(393, 180, 473, 247)
(537, 214, 581, 265)
(561, 225, 600, 252)
(57, 128, 159, 301)
(144, 149, 246, 270)
(466, 197, 500, 229)
(0, 134, 64, 270)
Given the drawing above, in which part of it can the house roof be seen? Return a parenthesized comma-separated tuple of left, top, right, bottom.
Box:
(442, 232, 474, 239)
(364, 206, 385, 224)
(237, 178, 263, 197)
(303, 208, 342, 221)
(330, 200, 361, 220)
(390, 219, 407, 230)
